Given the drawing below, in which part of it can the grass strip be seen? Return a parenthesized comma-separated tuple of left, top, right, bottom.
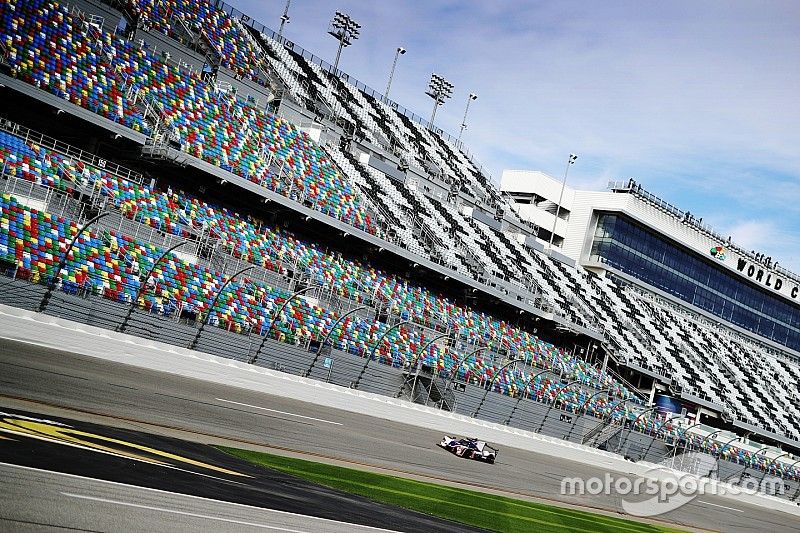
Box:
(218, 446, 686, 533)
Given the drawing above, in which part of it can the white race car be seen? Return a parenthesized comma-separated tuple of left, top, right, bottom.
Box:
(438, 435, 497, 464)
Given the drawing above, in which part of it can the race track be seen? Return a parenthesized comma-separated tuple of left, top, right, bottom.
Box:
(0, 410, 474, 533)
(1, 338, 799, 532)
(2, 463, 418, 533)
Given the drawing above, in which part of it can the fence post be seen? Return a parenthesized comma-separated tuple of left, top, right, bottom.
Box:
(617, 406, 657, 455)
(305, 305, 366, 377)
(537, 379, 582, 433)
(118, 240, 187, 333)
(249, 284, 317, 365)
(353, 320, 411, 389)
(641, 414, 679, 459)
(473, 358, 525, 419)
(188, 265, 254, 351)
(562, 388, 611, 440)
(396, 332, 449, 398)
(39, 212, 110, 313)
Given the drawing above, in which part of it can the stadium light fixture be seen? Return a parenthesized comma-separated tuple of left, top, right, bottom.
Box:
(384, 46, 406, 99)
(328, 11, 361, 73)
(457, 92, 478, 141)
(278, 0, 292, 39)
(425, 73, 454, 127)
(548, 153, 577, 250)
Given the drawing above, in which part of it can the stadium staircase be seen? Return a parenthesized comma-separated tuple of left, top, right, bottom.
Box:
(398, 364, 456, 411)
(582, 419, 624, 449)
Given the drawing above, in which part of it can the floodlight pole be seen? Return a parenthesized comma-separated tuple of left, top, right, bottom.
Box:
(385, 47, 406, 99)
(118, 240, 188, 333)
(457, 93, 477, 141)
(548, 154, 577, 249)
(333, 40, 345, 73)
(426, 73, 453, 127)
(188, 265, 254, 351)
(278, 0, 291, 39)
(429, 97, 444, 127)
(39, 211, 110, 313)
(328, 11, 360, 74)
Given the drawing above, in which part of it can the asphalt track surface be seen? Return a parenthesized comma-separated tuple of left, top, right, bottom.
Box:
(1, 338, 799, 533)
(0, 409, 476, 532)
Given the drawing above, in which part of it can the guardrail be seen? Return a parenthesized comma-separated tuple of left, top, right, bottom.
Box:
(0, 118, 145, 186)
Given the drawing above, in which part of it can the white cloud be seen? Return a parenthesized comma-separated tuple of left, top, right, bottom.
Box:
(724, 220, 800, 272)
(728, 220, 779, 251)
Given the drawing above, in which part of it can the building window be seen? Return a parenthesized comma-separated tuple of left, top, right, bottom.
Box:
(591, 214, 800, 353)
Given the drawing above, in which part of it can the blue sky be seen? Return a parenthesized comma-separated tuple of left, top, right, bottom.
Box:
(233, 0, 800, 271)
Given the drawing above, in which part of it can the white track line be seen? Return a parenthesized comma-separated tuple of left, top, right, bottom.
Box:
(697, 501, 744, 512)
(215, 398, 343, 425)
(61, 492, 309, 532)
(0, 463, 394, 532)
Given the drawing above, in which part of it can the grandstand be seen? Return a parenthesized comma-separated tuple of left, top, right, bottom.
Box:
(1, 0, 799, 501)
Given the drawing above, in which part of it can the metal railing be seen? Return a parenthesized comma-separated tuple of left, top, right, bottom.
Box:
(608, 179, 800, 288)
(0, 118, 144, 186)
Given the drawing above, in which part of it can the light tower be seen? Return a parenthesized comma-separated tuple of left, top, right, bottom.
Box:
(384, 46, 406, 99)
(425, 73, 454, 127)
(277, 0, 291, 39)
(328, 11, 361, 73)
(548, 153, 578, 249)
(457, 92, 478, 141)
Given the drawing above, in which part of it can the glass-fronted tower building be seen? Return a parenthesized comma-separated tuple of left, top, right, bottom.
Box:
(501, 170, 800, 356)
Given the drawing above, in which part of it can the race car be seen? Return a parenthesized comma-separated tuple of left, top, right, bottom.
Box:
(438, 435, 497, 464)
